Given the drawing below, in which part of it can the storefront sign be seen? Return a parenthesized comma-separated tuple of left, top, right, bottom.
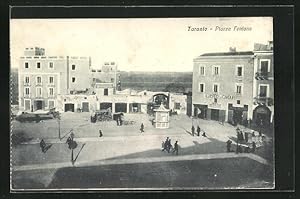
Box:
(205, 94, 235, 100)
(208, 103, 222, 109)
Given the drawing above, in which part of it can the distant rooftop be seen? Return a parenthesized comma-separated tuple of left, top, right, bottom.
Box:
(200, 51, 254, 57)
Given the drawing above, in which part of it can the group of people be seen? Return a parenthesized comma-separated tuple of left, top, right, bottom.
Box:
(161, 137, 179, 155)
(191, 125, 206, 137)
(226, 138, 257, 153)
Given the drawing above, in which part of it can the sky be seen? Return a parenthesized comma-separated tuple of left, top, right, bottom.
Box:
(10, 17, 273, 72)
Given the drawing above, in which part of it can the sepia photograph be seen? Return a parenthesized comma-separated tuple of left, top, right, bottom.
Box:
(10, 17, 275, 190)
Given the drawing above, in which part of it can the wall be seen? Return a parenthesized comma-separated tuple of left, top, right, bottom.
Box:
(68, 57, 90, 92)
(169, 93, 187, 114)
(192, 55, 254, 120)
(18, 56, 68, 110)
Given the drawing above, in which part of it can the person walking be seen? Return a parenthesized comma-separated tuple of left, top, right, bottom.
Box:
(226, 139, 232, 152)
(162, 137, 169, 152)
(252, 141, 256, 153)
(167, 139, 172, 153)
(40, 139, 46, 153)
(161, 141, 165, 150)
(191, 125, 195, 136)
(173, 141, 179, 155)
(140, 123, 144, 133)
(99, 130, 103, 137)
(197, 126, 201, 136)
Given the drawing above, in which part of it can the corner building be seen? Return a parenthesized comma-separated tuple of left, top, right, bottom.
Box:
(18, 47, 91, 111)
(192, 42, 274, 126)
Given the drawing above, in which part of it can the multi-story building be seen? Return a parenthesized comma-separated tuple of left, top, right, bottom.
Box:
(252, 42, 274, 126)
(18, 47, 187, 115)
(192, 42, 274, 126)
(18, 47, 91, 111)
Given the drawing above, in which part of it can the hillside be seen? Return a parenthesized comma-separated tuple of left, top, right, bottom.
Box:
(119, 71, 193, 92)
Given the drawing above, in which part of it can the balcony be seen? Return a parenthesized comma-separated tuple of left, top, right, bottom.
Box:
(24, 94, 31, 98)
(255, 72, 273, 80)
(253, 96, 274, 106)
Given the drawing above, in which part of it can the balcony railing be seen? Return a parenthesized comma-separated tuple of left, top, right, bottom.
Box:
(253, 96, 274, 106)
(255, 72, 273, 80)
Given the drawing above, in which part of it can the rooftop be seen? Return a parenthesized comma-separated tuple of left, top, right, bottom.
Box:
(200, 51, 254, 57)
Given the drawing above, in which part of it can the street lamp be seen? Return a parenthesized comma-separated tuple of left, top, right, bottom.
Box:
(57, 113, 61, 140)
(236, 128, 239, 154)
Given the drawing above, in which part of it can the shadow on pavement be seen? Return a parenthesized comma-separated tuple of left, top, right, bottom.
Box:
(46, 157, 274, 189)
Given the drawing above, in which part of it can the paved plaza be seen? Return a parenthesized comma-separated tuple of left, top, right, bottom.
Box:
(11, 112, 274, 189)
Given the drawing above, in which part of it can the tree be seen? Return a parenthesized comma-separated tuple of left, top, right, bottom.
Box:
(164, 83, 186, 93)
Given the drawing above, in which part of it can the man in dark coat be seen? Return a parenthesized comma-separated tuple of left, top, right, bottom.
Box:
(173, 141, 179, 155)
(167, 139, 172, 153)
(197, 126, 201, 136)
(140, 123, 144, 133)
(162, 137, 169, 152)
(226, 140, 232, 152)
(40, 139, 46, 152)
(252, 141, 256, 152)
(191, 125, 195, 136)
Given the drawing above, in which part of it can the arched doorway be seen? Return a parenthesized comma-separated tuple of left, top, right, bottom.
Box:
(152, 93, 169, 109)
(253, 105, 271, 127)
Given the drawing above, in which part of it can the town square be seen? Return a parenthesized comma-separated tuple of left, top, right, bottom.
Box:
(10, 17, 274, 190)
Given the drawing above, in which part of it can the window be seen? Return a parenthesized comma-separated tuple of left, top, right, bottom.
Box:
(104, 88, 108, 96)
(199, 66, 205, 75)
(72, 77, 76, 83)
(72, 64, 76, 70)
(37, 62, 41, 69)
(213, 66, 220, 75)
(49, 62, 54, 69)
(49, 88, 54, 96)
(25, 62, 29, 68)
(260, 59, 270, 74)
(25, 76, 30, 84)
(49, 100, 55, 109)
(37, 76, 42, 84)
(49, 76, 54, 84)
(236, 85, 242, 94)
(214, 98, 217, 103)
(259, 85, 268, 97)
(235, 83, 243, 95)
(111, 78, 114, 82)
(199, 83, 205, 93)
(174, 103, 181, 109)
(236, 65, 243, 76)
(36, 87, 42, 97)
(237, 100, 241, 104)
(213, 84, 219, 93)
(25, 87, 30, 95)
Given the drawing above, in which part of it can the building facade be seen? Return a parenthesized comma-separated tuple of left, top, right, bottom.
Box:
(192, 42, 274, 126)
(18, 47, 188, 115)
(18, 47, 91, 111)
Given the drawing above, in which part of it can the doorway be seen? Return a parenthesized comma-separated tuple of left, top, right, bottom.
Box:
(35, 100, 43, 110)
(64, 103, 75, 112)
(211, 109, 219, 121)
(82, 102, 89, 112)
(233, 110, 243, 125)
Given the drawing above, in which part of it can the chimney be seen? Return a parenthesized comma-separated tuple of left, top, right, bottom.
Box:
(268, 41, 273, 50)
(229, 47, 236, 52)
